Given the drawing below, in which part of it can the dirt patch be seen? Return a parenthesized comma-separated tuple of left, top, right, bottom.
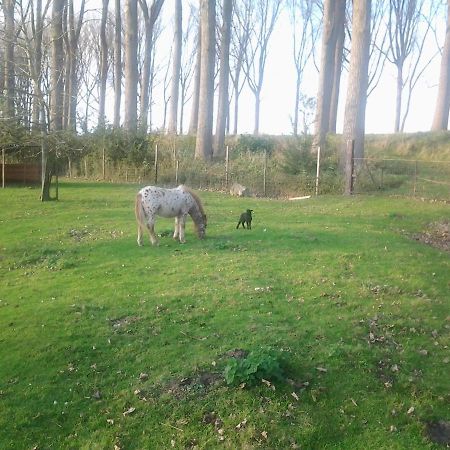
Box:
(425, 420, 450, 445)
(164, 371, 224, 399)
(110, 315, 140, 329)
(413, 220, 449, 252)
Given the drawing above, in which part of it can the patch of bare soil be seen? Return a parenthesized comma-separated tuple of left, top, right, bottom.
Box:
(164, 371, 224, 399)
(425, 420, 450, 445)
(413, 220, 449, 252)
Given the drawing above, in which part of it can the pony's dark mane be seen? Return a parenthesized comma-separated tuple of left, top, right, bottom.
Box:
(181, 186, 206, 219)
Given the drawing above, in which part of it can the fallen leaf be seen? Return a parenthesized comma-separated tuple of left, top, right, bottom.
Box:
(351, 398, 358, 407)
(236, 418, 247, 430)
(291, 392, 299, 401)
(139, 373, 149, 381)
(316, 367, 327, 373)
(123, 407, 136, 416)
(261, 431, 268, 439)
(407, 406, 415, 415)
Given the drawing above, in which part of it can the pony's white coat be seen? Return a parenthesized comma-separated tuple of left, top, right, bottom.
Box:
(135, 185, 207, 246)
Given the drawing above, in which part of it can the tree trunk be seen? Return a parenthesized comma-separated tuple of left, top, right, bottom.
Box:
(431, 0, 450, 131)
(167, 0, 182, 134)
(139, 0, 165, 132)
(124, 0, 138, 130)
(114, 0, 122, 127)
(328, 1, 345, 133)
(195, 0, 215, 160)
(342, 0, 371, 177)
(313, 0, 346, 150)
(394, 62, 403, 133)
(99, 0, 109, 128)
(31, 0, 44, 131)
(189, 23, 201, 134)
(2, 0, 15, 120)
(213, 0, 233, 157)
(50, 0, 65, 132)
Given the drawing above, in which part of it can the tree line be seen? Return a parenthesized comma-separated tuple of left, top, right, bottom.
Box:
(1, 0, 450, 198)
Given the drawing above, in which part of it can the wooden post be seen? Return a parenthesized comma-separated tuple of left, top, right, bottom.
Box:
(102, 148, 106, 180)
(154, 144, 158, 185)
(2, 147, 5, 188)
(413, 160, 418, 196)
(315, 146, 321, 196)
(175, 160, 179, 185)
(263, 149, 267, 197)
(344, 140, 355, 195)
(84, 158, 88, 178)
(225, 145, 229, 188)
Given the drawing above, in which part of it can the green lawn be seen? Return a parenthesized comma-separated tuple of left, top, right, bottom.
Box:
(0, 181, 449, 449)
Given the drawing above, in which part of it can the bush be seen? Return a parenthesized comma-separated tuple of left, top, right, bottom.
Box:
(223, 349, 285, 386)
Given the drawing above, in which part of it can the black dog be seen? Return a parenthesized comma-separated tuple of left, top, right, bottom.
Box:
(236, 209, 253, 229)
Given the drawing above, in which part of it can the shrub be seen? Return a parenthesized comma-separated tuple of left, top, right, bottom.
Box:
(223, 349, 285, 386)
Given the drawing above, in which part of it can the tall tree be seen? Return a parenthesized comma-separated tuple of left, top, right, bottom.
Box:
(50, 0, 65, 131)
(431, 0, 450, 131)
(314, 0, 346, 151)
(194, 0, 215, 160)
(229, 0, 252, 135)
(213, 0, 233, 156)
(188, 21, 201, 134)
(98, 0, 109, 128)
(342, 0, 371, 186)
(64, 0, 86, 130)
(2, 0, 16, 120)
(139, 0, 165, 132)
(124, 0, 138, 130)
(114, 0, 122, 127)
(244, 0, 282, 135)
(289, 0, 320, 136)
(167, 0, 182, 134)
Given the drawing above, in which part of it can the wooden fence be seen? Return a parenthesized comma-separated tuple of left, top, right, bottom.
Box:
(1, 163, 41, 186)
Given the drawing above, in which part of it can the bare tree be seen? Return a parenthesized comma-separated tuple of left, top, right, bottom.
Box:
(2, 0, 16, 119)
(167, 0, 181, 134)
(229, 0, 252, 135)
(314, 0, 346, 151)
(188, 21, 201, 134)
(342, 0, 371, 184)
(386, 0, 439, 132)
(50, 0, 65, 131)
(194, 0, 215, 160)
(289, 0, 320, 136)
(243, 0, 282, 135)
(213, 0, 233, 156)
(431, 0, 450, 131)
(63, 0, 86, 130)
(98, 0, 109, 128)
(139, 0, 165, 132)
(124, 0, 138, 130)
(114, 0, 122, 127)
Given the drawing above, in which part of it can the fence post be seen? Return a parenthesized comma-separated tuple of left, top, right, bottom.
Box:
(263, 149, 267, 197)
(344, 140, 355, 195)
(175, 160, 179, 185)
(2, 147, 5, 188)
(225, 145, 229, 188)
(413, 160, 418, 196)
(154, 144, 158, 185)
(315, 146, 321, 196)
(102, 148, 106, 180)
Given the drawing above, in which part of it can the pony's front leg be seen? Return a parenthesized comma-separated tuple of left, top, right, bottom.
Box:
(137, 224, 144, 246)
(178, 215, 187, 243)
(146, 221, 159, 246)
(173, 217, 180, 240)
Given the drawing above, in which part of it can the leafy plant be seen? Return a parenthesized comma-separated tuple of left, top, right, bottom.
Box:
(223, 349, 285, 386)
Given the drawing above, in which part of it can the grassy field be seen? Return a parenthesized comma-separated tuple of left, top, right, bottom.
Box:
(0, 181, 449, 449)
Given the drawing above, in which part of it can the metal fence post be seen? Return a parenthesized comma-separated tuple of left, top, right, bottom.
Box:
(315, 146, 321, 196)
(154, 144, 158, 185)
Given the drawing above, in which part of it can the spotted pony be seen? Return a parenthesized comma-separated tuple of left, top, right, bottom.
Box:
(135, 185, 207, 246)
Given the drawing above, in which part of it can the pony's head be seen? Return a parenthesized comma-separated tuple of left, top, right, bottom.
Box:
(185, 188, 207, 239)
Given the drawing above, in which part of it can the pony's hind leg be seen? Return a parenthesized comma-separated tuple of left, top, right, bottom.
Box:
(146, 221, 159, 246)
(178, 215, 187, 243)
(137, 224, 144, 246)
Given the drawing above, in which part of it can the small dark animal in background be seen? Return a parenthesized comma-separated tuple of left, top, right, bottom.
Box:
(236, 209, 253, 229)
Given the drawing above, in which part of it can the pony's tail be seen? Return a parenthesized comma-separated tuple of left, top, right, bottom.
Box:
(135, 192, 147, 231)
